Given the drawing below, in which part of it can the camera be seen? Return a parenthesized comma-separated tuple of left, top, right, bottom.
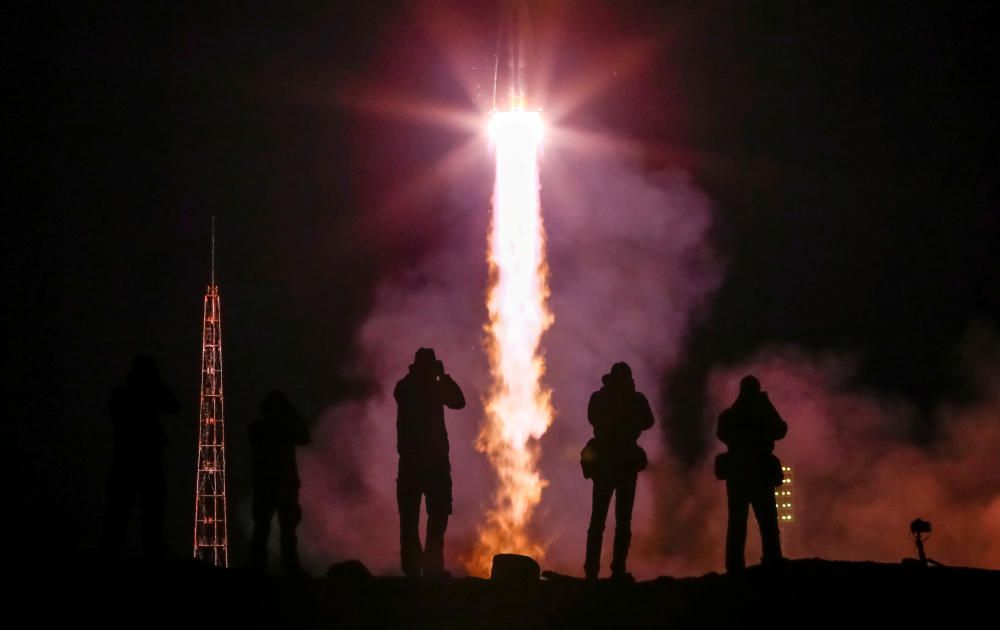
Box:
(910, 518, 932, 535)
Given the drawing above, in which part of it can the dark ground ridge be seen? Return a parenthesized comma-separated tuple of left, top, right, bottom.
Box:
(17, 558, 999, 628)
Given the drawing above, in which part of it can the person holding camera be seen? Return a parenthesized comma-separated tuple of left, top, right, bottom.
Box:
(715, 374, 788, 573)
(393, 347, 466, 578)
(582, 361, 654, 581)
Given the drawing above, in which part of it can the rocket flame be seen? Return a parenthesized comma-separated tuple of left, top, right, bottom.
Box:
(468, 110, 554, 576)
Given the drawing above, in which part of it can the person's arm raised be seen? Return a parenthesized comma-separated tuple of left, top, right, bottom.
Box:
(635, 393, 655, 431)
(439, 375, 466, 410)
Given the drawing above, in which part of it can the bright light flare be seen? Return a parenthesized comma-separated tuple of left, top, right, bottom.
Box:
(468, 110, 553, 576)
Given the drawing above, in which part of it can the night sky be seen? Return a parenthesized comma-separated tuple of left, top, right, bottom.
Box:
(9, 1, 999, 564)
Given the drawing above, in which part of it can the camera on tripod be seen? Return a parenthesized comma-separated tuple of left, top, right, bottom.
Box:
(904, 518, 942, 567)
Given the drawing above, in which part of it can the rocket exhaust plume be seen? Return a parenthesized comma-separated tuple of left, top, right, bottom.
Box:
(467, 3, 552, 575)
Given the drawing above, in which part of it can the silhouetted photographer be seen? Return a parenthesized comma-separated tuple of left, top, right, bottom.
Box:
(249, 390, 310, 574)
(715, 374, 787, 572)
(394, 348, 466, 578)
(102, 355, 179, 561)
(581, 362, 654, 581)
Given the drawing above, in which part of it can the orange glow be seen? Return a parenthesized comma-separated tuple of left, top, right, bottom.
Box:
(467, 110, 553, 576)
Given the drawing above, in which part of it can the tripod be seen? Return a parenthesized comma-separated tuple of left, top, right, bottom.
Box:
(910, 530, 943, 568)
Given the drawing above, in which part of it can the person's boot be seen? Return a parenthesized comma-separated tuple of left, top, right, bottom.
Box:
(760, 554, 787, 571)
(584, 527, 604, 581)
(281, 532, 307, 577)
(610, 525, 632, 583)
(610, 570, 635, 583)
(423, 511, 449, 578)
(250, 527, 269, 574)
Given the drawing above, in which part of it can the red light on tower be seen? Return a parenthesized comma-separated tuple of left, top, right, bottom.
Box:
(193, 218, 229, 567)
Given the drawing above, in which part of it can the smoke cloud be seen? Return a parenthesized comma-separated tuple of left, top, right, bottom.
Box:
(297, 134, 722, 576)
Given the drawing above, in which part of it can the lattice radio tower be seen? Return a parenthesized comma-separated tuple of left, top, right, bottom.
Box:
(193, 217, 229, 566)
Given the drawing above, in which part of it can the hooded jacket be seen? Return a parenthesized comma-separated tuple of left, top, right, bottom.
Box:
(717, 389, 787, 474)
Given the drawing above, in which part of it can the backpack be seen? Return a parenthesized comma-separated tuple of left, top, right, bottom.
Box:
(581, 439, 647, 479)
(715, 451, 784, 487)
(580, 438, 599, 479)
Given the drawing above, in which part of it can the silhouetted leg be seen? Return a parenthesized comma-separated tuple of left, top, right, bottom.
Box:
(251, 493, 275, 572)
(423, 463, 453, 577)
(140, 473, 166, 562)
(397, 459, 423, 577)
(725, 480, 750, 572)
(101, 471, 135, 560)
(424, 511, 449, 577)
(585, 477, 614, 579)
(611, 474, 638, 576)
(278, 494, 303, 574)
(751, 483, 782, 565)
